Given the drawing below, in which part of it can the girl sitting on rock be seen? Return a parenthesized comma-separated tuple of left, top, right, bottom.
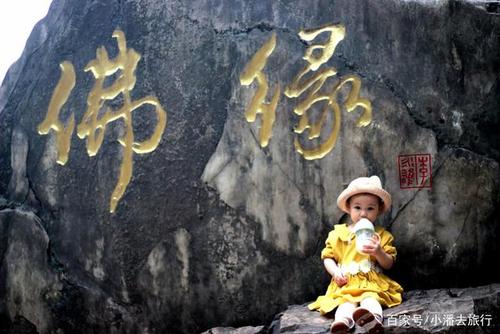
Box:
(308, 176, 403, 334)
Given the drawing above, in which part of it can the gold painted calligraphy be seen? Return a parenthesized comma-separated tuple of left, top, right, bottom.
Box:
(38, 29, 167, 213)
(239, 32, 281, 147)
(240, 24, 372, 160)
(38, 61, 76, 165)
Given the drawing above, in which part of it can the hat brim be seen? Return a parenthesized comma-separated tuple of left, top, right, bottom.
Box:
(337, 187, 392, 214)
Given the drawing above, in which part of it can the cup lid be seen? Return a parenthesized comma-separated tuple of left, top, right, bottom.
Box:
(352, 218, 374, 233)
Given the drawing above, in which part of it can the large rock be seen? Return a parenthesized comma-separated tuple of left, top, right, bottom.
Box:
(0, 0, 499, 333)
(0, 209, 60, 333)
(206, 284, 500, 333)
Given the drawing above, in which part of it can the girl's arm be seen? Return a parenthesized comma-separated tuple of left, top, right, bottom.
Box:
(372, 247, 394, 270)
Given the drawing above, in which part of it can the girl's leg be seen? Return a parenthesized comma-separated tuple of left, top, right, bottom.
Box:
(360, 297, 383, 322)
(353, 297, 383, 334)
(335, 301, 356, 326)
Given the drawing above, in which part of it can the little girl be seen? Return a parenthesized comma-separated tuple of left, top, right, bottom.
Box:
(308, 176, 403, 334)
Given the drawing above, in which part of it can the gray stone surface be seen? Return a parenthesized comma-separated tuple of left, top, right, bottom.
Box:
(207, 284, 500, 333)
(0, 209, 61, 333)
(0, 0, 499, 333)
(202, 325, 266, 334)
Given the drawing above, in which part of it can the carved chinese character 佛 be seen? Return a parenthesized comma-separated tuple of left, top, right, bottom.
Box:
(38, 29, 167, 213)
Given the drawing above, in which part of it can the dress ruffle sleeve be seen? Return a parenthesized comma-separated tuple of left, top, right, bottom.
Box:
(320, 230, 341, 262)
(378, 228, 397, 261)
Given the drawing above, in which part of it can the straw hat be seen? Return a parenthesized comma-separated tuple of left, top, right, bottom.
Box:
(337, 176, 392, 214)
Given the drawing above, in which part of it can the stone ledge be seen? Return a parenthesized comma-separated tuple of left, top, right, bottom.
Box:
(203, 326, 266, 334)
(203, 283, 500, 333)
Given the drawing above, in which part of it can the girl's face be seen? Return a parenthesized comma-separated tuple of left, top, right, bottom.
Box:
(348, 193, 381, 224)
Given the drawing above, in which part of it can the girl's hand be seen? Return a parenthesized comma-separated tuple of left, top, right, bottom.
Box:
(361, 233, 382, 256)
(362, 233, 395, 270)
(323, 258, 348, 286)
(333, 270, 348, 287)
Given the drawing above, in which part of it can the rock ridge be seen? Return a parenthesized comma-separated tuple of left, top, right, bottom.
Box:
(204, 283, 500, 334)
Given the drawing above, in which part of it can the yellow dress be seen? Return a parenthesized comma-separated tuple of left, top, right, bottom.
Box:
(308, 224, 403, 315)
